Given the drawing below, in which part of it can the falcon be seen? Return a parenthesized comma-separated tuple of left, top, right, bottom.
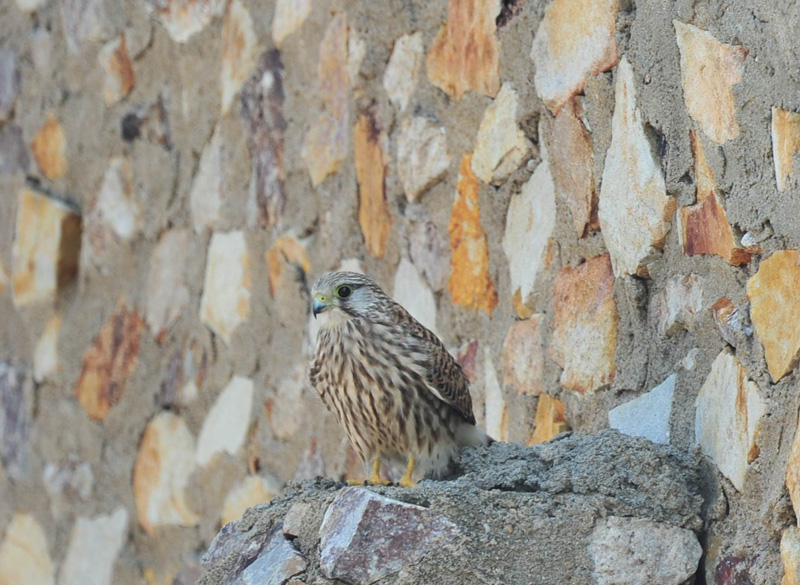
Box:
(308, 271, 491, 487)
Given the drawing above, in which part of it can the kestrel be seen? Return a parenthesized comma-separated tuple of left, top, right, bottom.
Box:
(308, 271, 491, 487)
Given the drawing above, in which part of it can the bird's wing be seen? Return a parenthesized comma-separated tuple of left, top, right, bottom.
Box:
(392, 305, 476, 424)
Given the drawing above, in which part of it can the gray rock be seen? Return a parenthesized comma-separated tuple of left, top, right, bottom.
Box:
(319, 487, 458, 584)
(0, 125, 29, 174)
(588, 516, 702, 585)
(0, 363, 31, 480)
(0, 51, 20, 122)
(242, 526, 306, 585)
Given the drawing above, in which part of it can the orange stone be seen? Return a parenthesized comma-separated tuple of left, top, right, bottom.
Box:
(772, 107, 800, 193)
(354, 113, 391, 259)
(782, 527, 800, 585)
(550, 254, 618, 394)
(75, 302, 144, 421)
(679, 131, 751, 265)
(549, 97, 598, 237)
(98, 36, 135, 106)
(31, 112, 66, 180)
(265, 236, 311, 297)
(426, 0, 500, 100)
(529, 394, 569, 445)
(747, 250, 800, 382)
(502, 316, 545, 396)
(448, 154, 498, 314)
(220, 0, 259, 115)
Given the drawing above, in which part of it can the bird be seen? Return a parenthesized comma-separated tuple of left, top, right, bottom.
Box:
(308, 271, 491, 487)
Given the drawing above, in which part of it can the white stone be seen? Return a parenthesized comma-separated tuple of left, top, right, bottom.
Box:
(272, 0, 311, 47)
(656, 274, 704, 338)
(471, 83, 530, 185)
(191, 128, 224, 232)
(483, 348, 507, 442)
(0, 514, 54, 585)
(14, 0, 46, 11)
(695, 349, 766, 491)
(338, 258, 364, 274)
(589, 516, 702, 585)
(196, 376, 254, 466)
(42, 459, 94, 519)
(146, 230, 190, 339)
(267, 367, 306, 441)
(383, 32, 423, 113)
(199, 231, 251, 345)
(609, 375, 675, 445)
(397, 117, 451, 202)
(393, 258, 437, 335)
(33, 315, 61, 383)
(502, 137, 556, 311)
(94, 157, 140, 241)
(146, 0, 226, 44)
(220, 0, 259, 115)
(59, 508, 128, 585)
(347, 29, 366, 84)
(598, 58, 674, 278)
(221, 475, 281, 525)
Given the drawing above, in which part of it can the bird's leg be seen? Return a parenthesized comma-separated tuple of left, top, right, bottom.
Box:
(399, 455, 416, 488)
(367, 458, 390, 486)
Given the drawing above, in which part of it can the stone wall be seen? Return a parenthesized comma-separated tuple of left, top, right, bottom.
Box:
(0, 0, 799, 583)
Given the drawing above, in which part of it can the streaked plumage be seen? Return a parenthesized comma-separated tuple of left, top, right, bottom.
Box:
(308, 271, 490, 485)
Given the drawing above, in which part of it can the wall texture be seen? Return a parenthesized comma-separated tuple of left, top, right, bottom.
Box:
(1, 0, 800, 583)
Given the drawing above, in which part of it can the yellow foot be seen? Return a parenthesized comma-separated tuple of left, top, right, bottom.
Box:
(398, 455, 416, 488)
(367, 458, 391, 486)
(346, 478, 366, 486)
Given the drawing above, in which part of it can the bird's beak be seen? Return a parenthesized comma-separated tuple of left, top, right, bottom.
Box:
(312, 294, 330, 318)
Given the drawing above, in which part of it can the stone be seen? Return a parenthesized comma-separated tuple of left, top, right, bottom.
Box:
(712, 297, 751, 348)
(609, 374, 675, 445)
(655, 273, 704, 338)
(0, 263, 7, 296)
(0, 124, 30, 175)
(220, 0, 259, 115)
(42, 459, 94, 519)
(159, 336, 208, 407)
(484, 348, 508, 442)
(0, 514, 54, 585)
(403, 206, 450, 292)
(0, 363, 31, 479)
(98, 36, 135, 106)
(75, 302, 144, 422)
(501, 140, 556, 317)
(674, 21, 745, 144)
(455, 339, 478, 383)
(221, 476, 281, 526)
(33, 315, 62, 383)
(265, 236, 310, 297)
(530, 0, 618, 113)
(242, 527, 306, 585)
(199, 231, 252, 346)
(383, 32, 423, 112)
(241, 50, 287, 227)
(598, 58, 675, 278)
(60, 0, 111, 53)
(0, 50, 20, 123)
(272, 0, 311, 47)
(550, 254, 619, 394)
(747, 250, 800, 382)
(588, 516, 702, 585)
(145, 0, 225, 44)
(787, 417, 800, 525)
(782, 527, 800, 585)
(695, 349, 766, 491)
(190, 128, 225, 231)
(293, 439, 326, 481)
(133, 412, 200, 534)
(448, 154, 498, 314)
(396, 116, 451, 202)
(145, 229, 190, 341)
(355, 112, 391, 258)
(196, 376, 254, 466)
(502, 316, 545, 396)
(264, 367, 306, 441)
(426, 0, 500, 100)
(11, 188, 81, 307)
(347, 28, 366, 85)
(471, 83, 530, 185)
(60, 508, 128, 585)
(549, 97, 597, 237)
(301, 13, 350, 186)
(529, 394, 569, 445)
(319, 487, 458, 584)
(679, 131, 751, 265)
(92, 156, 140, 241)
(772, 107, 800, 192)
(393, 258, 437, 335)
(14, 0, 46, 11)
(31, 113, 67, 180)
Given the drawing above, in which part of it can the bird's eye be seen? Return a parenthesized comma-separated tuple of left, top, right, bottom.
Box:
(337, 285, 352, 298)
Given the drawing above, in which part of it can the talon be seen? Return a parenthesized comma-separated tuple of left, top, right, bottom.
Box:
(367, 458, 391, 486)
(398, 455, 416, 488)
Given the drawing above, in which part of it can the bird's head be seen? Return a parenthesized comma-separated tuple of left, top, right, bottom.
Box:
(311, 271, 385, 325)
